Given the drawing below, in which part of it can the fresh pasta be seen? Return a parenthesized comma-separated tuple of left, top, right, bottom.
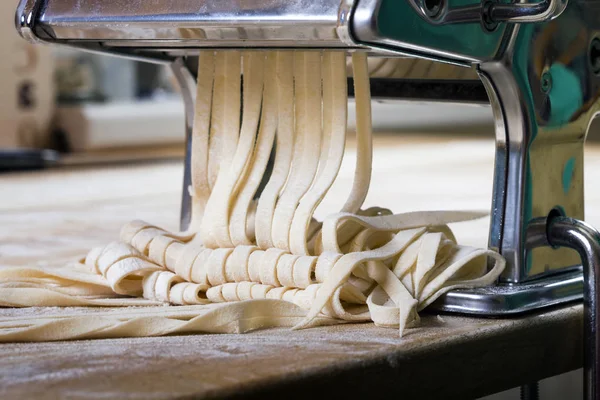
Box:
(0, 51, 504, 342)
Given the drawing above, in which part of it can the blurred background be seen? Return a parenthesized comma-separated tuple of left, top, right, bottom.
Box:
(0, 40, 499, 168)
(0, 0, 190, 168)
(0, 0, 500, 171)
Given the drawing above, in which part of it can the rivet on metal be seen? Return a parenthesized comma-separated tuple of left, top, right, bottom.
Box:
(540, 72, 552, 94)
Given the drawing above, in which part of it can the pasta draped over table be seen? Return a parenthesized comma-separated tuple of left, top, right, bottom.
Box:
(0, 51, 504, 342)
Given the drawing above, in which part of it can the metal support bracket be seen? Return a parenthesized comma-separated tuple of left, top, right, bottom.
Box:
(435, 216, 600, 400)
(170, 58, 197, 233)
(432, 266, 583, 315)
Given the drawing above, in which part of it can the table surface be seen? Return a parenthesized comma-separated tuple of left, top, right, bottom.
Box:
(0, 133, 596, 400)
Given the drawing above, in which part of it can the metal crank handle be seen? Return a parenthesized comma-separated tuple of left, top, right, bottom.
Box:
(546, 217, 600, 400)
(488, 0, 568, 23)
(529, 216, 600, 400)
(407, 0, 568, 26)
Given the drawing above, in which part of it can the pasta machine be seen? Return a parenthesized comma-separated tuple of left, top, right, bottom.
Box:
(14, 0, 600, 397)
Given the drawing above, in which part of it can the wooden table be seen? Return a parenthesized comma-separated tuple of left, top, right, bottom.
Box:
(0, 134, 596, 399)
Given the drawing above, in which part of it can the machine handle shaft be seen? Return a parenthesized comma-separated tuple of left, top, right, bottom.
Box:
(529, 216, 600, 399)
(408, 0, 568, 26)
(545, 217, 600, 400)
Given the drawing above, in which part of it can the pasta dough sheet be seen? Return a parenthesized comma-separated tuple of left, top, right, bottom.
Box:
(0, 51, 505, 342)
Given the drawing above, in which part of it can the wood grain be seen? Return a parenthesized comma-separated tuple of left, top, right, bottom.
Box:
(0, 133, 595, 399)
(0, 306, 583, 400)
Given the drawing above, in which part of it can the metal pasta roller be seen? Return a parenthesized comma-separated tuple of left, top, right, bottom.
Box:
(15, 0, 600, 397)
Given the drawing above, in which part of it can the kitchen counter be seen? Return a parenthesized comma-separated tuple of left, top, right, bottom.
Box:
(0, 134, 592, 399)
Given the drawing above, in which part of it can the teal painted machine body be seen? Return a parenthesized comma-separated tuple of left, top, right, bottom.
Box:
(375, 0, 508, 61)
(352, 0, 600, 282)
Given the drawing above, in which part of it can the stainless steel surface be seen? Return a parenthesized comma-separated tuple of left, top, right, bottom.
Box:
(480, 0, 600, 282)
(336, 0, 358, 47)
(405, 0, 481, 26)
(432, 266, 583, 315)
(16, 0, 505, 64)
(545, 217, 600, 400)
(16, 0, 501, 64)
(16, 0, 174, 64)
(440, 216, 600, 399)
(479, 72, 507, 260)
(406, 0, 568, 26)
(170, 58, 196, 233)
(489, 0, 568, 23)
(36, 0, 354, 48)
(480, 58, 530, 283)
(15, 0, 44, 44)
(351, 0, 487, 64)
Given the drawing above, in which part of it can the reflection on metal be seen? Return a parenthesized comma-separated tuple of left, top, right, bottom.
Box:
(25, 0, 356, 49)
(15, 0, 44, 44)
(15, 0, 186, 63)
(488, 0, 568, 24)
(351, 0, 509, 64)
(170, 58, 196, 233)
(432, 265, 583, 315)
(480, 4, 600, 282)
(545, 217, 600, 400)
(405, 0, 568, 26)
(437, 215, 600, 399)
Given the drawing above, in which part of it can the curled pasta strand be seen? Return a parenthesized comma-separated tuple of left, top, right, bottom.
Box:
(0, 50, 508, 343)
